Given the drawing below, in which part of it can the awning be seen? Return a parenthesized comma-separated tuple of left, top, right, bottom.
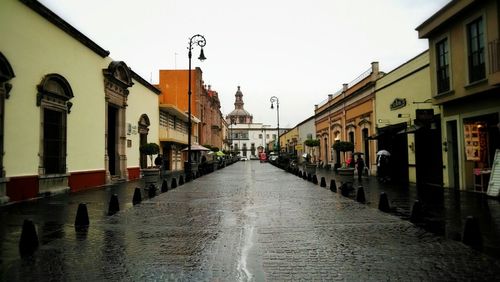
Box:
(181, 144, 211, 151)
(397, 124, 422, 134)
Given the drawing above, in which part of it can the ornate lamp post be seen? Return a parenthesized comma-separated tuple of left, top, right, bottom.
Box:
(229, 118, 236, 155)
(270, 96, 280, 155)
(186, 34, 206, 180)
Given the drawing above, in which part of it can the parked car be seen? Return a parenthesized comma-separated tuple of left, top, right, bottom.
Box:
(240, 156, 248, 161)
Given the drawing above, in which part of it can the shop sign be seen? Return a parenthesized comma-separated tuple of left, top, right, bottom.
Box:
(295, 144, 303, 151)
(390, 98, 406, 110)
(416, 109, 434, 122)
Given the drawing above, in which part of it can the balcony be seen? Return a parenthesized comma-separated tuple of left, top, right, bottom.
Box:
(488, 39, 500, 85)
(159, 126, 188, 144)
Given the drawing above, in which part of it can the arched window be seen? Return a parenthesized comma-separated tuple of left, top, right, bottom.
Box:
(37, 74, 73, 174)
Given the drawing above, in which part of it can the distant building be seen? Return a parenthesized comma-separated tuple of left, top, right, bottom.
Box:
(225, 86, 278, 157)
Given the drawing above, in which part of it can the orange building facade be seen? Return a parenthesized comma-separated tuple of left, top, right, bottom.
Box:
(314, 62, 382, 172)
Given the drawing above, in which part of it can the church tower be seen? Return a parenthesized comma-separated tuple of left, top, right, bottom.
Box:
(226, 86, 253, 124)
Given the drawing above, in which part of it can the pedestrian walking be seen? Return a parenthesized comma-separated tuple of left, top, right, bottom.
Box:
(355, 155, 365, 180)
(376, 150, 391, 182)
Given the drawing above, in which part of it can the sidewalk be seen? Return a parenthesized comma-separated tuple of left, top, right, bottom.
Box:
(311, 166, 500, 259)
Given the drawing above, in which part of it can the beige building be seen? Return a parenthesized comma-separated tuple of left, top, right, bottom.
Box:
(0, 0, 159, 203)
(374, 50, 442, 185)
(417, 0, 500, 192)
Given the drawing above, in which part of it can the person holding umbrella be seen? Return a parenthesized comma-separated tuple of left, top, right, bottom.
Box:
(376, 150, 391, 182)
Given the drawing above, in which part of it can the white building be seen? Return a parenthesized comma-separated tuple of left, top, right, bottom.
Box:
(226, 87, 277, 157)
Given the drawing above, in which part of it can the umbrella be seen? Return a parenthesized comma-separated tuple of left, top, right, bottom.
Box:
(215, 151, 225, 156)
(377, 150, 391, 156)
(181, 144, 211, 151)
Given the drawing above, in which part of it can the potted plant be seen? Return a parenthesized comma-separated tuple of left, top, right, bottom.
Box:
(304, 139, 320, 173)
(332, 141, 355, 176)
(140, 142, 160, 185)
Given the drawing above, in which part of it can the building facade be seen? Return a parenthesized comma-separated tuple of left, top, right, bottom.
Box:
(417, 0, 500, 191)
(225, 86, 277, 157)
(157, 69, 203, 172)
(314, 62, 382, 171)
(0, 0, 159, 203)
(200, 85, 223, 149)
(374, 50, 442, 185)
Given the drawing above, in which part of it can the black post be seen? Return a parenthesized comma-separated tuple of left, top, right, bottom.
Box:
(270, 96, 280, 155)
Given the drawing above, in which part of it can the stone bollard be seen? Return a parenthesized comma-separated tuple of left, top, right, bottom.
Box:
(410, 200, 423, 223)
(19, 219, 39, 256)
(171, 177, 178, 189)
(312, 175, 318, 185)
(108, 194, 120, 216)
(330, 179, 337, 192)
(132, 187, 142, 205)
(161, 179, 169, 193)
(75, 203, 90, 230)
(462, 216, 483, 250)
(356, 186, 366, 203)
(320, 177, 326, 187)
(179, 175, 185, 186)
(378, 192, 390, 212)
(307, 173, 312, 182)
(298, 170, 303, 178)
(303, 172, 307, 180)
(148, 183, 157, 198)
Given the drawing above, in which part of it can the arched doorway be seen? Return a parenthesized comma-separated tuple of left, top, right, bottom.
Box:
(103, 61, 133, 183)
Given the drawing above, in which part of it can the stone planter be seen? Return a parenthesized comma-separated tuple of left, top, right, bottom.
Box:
(304, 163, 316, 174)
(337, 167, 355, 176)
(141, 168, 159, 186)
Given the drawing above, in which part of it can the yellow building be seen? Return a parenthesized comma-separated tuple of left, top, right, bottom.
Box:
(0, 0, 159, 203)
(417, 0, 500, 192)
(374, 50, 442, 185)
(280, 127, 299, 155)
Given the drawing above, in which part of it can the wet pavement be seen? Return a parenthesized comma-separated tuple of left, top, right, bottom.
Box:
(312, 167, 500, 259)
(1, 161, 500, 281)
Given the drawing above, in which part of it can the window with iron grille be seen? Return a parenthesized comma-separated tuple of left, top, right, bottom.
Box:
(467, 17, 485, 83)
(43, 108, 66, 174)
(436, 38, 450, 93)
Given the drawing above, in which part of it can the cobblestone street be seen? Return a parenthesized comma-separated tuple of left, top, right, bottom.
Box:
(2, 161, 500, 281)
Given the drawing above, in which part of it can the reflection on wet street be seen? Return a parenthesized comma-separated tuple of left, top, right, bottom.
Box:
(314, 168, 500, 259)
(1, 162, 500, 280)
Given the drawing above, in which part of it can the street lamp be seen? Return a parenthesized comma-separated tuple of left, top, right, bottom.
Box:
(186, 34, 206, 181)
(270, 96, 280, 155)
(229, 118, 236, 155)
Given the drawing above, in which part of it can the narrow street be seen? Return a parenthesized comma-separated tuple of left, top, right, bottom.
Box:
(2, 161, 500, 281)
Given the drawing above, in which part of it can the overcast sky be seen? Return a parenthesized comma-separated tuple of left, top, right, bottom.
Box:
(40, 0, 450, 128)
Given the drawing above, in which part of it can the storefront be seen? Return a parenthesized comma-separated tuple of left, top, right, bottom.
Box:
(444, 110, 500, 192)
